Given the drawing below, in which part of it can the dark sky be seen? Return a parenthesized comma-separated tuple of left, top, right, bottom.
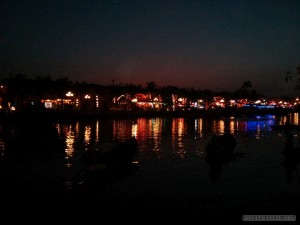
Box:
(1, 0, 300, 96)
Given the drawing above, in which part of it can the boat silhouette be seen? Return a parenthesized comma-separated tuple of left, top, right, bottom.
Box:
(206, 133, 236, 157)
(205, 133, 237, 181)
(72, 137, 139, 192)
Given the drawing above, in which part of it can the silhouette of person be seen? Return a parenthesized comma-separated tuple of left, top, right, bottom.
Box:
(284, 133, 294, 156)
(282, 133, 300, 183)
(206, 133, 236, 156)
(283, 157, 298, 183)
(284, 121, 292, 136)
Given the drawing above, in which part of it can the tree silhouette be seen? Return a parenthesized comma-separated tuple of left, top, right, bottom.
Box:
(295, 66, 300, 90)
(145, 81, 158, 92)
(284, 66, 300, 90)
(241, 80, 252, 93)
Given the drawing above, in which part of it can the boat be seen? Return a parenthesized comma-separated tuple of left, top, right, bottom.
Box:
(73, 137, 139, 191)
(206, 133, 236, 157)
(81, 137, 138, 167)
(205, 133, 236, 181)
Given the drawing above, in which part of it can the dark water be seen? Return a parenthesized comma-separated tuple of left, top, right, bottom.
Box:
(0, 114, 299, 222)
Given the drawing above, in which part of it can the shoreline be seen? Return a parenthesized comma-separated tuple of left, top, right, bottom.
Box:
(0, 107, 295, 123)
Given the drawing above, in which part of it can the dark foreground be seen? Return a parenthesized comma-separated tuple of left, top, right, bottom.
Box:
(1, 138, 299, 224)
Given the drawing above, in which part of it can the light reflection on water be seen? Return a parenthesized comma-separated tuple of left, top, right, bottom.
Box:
(279, 113, 299, 125)
(0, 139, 5, 156)
(0, 113, 298, 218)
(45, 115, 278, 168)
(0, 114, 294, 167)
(65, 125, 75, 167)
(1, 113, 299, 216)
(172, 118, 186, 159)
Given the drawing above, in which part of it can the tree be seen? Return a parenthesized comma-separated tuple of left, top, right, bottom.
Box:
(234, 80, 254, 99)
(285, 66, 300, 90)
(145, 81, 158, 92)
(241, 80, 252, 93)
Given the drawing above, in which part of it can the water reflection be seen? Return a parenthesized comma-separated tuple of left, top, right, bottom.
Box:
(235, 116, 275, 138)
(0, 138, 5, 157)
(0, 114, 280, 172)
(293, 113, 299, 125)
(113, 120, 133, 140)
(229, 119, 235, 134)
(131, 122, 137, 138)
(26, 116, 278, 167)
(172, 118, 186, 159)
(1, 113, 299, 205)
(0, 115, 277, 157)
(95, 120, 99, 143)
(194, 118, 203, 138)
(212, 119, 225, 134)
(211, 118, 239, 134)
(151, 118, 162, 155)
(65, 125, 75, 167)
(256, 125, 261, 139)
(279, 113, 300, 126)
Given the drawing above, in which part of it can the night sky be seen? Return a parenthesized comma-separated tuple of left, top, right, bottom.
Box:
(1, 0, 300, 96)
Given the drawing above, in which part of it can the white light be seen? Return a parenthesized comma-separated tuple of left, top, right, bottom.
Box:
(66, 91, 74, 97)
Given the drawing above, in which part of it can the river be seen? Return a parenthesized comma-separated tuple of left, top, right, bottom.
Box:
(0, 114, 299, 222)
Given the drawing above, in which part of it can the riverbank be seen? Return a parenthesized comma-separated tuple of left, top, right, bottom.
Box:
(0, 107, 295, 123)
